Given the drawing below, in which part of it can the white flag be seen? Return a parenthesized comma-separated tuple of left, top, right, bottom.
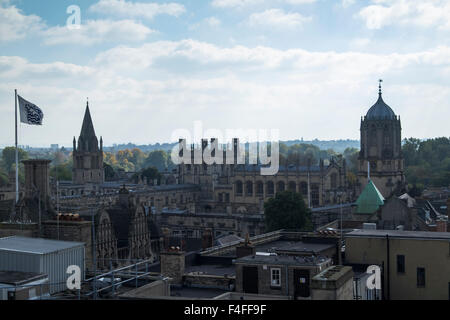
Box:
(18, 95, 44, 125)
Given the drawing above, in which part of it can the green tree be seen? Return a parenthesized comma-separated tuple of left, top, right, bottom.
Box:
(1, 147, 29, 172)
(264, 191, 312, 232)
(50, 163, 72, 181)
(144, 150, 168, 172)
(140, 166, 162, 185)
(104, 163, 116, 181)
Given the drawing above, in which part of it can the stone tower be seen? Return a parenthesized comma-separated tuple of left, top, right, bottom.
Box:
(72, 101, 104, 185)
(22, 159, 52, 201)
(358, 81, 405, 198)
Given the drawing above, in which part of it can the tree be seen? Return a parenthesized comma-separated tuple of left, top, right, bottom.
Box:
(144, 150, 168, 172)
(264, 191, 312, 232)
(1, 147, 29, 172)
(140, 166, 162, 185)
(50, 163, 72, 181)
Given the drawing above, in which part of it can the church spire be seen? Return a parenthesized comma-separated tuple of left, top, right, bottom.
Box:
(378, 79, 383, 96)
(77, 98, 99, 152)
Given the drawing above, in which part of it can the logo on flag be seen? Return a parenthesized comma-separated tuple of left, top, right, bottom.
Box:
(18, 95, 44, 125)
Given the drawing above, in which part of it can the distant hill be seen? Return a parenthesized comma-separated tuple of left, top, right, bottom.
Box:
(281, 139, 360, 153)
(101, 139, 360, 154)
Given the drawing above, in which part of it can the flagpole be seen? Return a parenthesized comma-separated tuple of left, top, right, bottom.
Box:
(15, 89, 19, 204)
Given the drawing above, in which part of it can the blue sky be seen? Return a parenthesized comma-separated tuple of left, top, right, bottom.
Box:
(1, 0, 450, 147)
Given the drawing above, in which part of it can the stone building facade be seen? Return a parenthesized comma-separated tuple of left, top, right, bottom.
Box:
(177, 138, 351, 213)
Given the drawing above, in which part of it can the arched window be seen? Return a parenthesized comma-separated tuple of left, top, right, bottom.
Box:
(288, 181, 296, 192)
(277, 181, 285, 193)
(236, 181, 243, 196)
(331, 173, 337, 189)
(246, 181, 253, 196)
(300, 182, 308, 195)
(267, 181, 274, 195)
(256, 181, 264, 195)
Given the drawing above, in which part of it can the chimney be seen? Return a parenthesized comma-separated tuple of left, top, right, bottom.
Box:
(202, 229, 213, 250)
(160, 248, 185, 285)
(236, 234, 255, 258)
(436, 216, 448, 233)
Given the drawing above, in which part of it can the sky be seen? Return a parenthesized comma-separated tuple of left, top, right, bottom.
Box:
(1, 0, 450, 147)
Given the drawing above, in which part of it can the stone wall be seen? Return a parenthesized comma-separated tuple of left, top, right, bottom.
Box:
(42, 220, 93, 269)
(183, 274, 235, 290)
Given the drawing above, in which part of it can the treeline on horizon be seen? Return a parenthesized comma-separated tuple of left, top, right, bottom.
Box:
(0, 137, 449, 193)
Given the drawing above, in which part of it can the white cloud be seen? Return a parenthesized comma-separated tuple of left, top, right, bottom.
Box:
(211, 0, 315, 8)
(0, 4, 45, 41)
(42, 20, 155, 46)
(2, 41, 450, 145)
(358, 0, 450, 30)
(350, 37, 371, 48)
(205, 17, 221, 27)
(90, 0, 186, 20)
(342, 0, 355, 8)
(211, 0, 264, 8)
(0, 2, 154, 46)
(247, 9, 312, 28)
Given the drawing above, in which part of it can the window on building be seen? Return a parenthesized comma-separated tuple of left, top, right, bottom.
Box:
(417, 268, 425, 287)
(267, 181, 274, 195)
(256, 181, 264, 195)
(246, 181, 253, 196)
(271, 268, 281, 287)
(236, 181, 243, 196)
(397, 255, 405, 273)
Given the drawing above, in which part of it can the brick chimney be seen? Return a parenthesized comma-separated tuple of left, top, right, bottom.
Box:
(436, 216, 448, 232)
(202, 229, 213, 250)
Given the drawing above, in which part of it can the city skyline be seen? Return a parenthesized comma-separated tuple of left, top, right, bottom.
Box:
(1, 0, 450, 147)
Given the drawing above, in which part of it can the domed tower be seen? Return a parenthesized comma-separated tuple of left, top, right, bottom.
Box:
(358, 80, 405, 198)
(72, 100, 104, 185)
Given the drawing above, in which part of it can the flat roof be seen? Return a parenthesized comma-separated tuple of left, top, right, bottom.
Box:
(235, 255, 330, 267)
(0, 236, 85, 254)
(0, 271, 48, 285)
(185, 265, 236, 277)
(254, 240, 335, 254)
(346, 229, 450, 241)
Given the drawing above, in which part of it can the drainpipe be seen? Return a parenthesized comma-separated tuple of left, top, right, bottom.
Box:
(285, 266, 289, 298)
(386, 234, 390, 300)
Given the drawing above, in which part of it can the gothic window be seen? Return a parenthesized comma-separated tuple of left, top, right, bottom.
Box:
(331, 173, 337, 189)
(370, 125, 377, 146)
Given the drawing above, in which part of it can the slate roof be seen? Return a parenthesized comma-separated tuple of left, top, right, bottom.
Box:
(355, 180, 385, 214)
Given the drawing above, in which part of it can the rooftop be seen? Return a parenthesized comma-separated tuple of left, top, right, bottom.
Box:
(346, 229, 450, 241)
(235, 254, 331, 266)
(0, 236, 85, 254)
(355, 180, 385, 214)
(0, 271, 48, 285)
